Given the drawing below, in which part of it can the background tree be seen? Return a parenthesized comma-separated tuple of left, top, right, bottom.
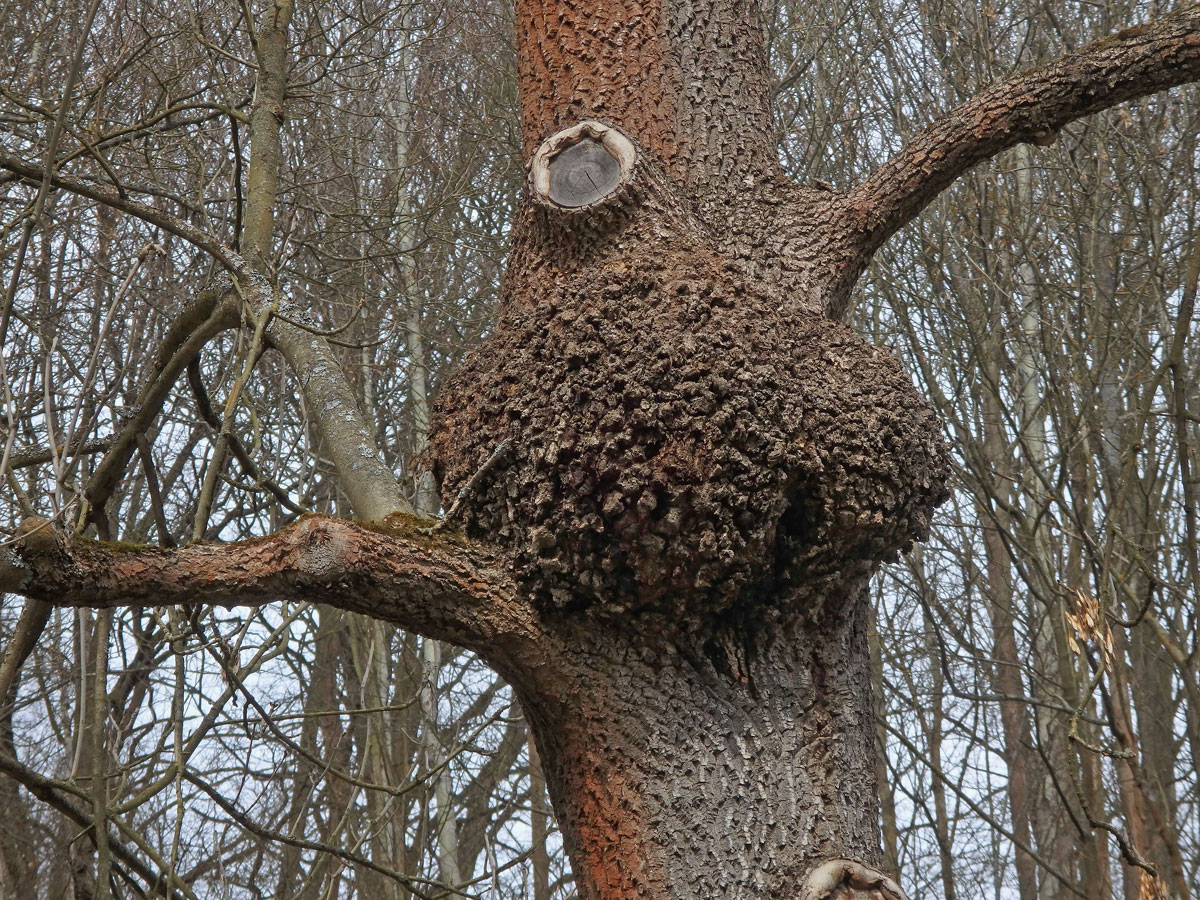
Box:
(0, 1, 1198, 900)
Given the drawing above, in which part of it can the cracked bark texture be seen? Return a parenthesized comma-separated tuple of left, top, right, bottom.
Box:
(502, 583, 886, 900)
(5, 1, 1200, 899)
(432, 163, 949, 627)
(429, 2, 1200, 898)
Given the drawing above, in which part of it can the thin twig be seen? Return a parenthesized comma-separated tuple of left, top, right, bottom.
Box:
(437, 438, 513, 530)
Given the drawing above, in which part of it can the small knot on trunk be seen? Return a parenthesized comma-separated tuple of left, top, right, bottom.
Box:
(800, 859, 910, 900)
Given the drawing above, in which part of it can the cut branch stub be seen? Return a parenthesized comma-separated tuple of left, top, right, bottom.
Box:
(531, 121, 637, 209)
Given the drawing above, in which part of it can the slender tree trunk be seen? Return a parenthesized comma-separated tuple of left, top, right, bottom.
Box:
(276, 607, 343, 898)
(529, 739, 553, 900)
(350, 615, 405, 900)
(419, 637, 464, 893)
(981, 382, 1039, 900)
(919, 567, 958, 900)
(867, 605, 900, 880)
(68, 609, 100, 900)
(0, 600, 48, 897)
(240, 0, 405, 522)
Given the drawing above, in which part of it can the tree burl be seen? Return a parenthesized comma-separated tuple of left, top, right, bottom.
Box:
(431, 134, 950, 639)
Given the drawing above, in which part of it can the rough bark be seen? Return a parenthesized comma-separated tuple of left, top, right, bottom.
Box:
(429, 91, 938, 900)
(431, 153, 949, 631)
(513, 0, 778, 203)
(4, 2, 1200, 899)
(506, 582, 886, 900)
(0, 516, 536, 663)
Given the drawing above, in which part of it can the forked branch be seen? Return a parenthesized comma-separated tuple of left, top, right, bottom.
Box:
(844, 4, 1200, 259)
(0, 152, 408, 520)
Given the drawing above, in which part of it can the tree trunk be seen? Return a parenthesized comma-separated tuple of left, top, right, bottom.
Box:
(529, 738, 553, 900)
(980, 379, 1038, 900)
(504, 582, 885, 900)
(430, 123, 948, 898)
(4, 2, 1200, 899)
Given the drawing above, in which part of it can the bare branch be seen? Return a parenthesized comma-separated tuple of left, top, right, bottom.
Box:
(185, 357, 305, 515)
(85, 289, 241, 523)
(841, 5, 1200, 267)
(0, 751, 195, 900)
(4, 437, 112, 471)
(0, 152, 408, 520)
(181, 772, 449, 900)
(0, 151, 257, 281)
(0, 515, 538, 665)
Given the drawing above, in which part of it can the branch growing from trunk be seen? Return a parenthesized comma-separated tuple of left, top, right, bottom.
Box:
(0, 515, 537, 664)
(840, 4, 1200, 284)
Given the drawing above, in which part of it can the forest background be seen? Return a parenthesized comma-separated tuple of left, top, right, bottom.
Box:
(0, 0, 1197, 898)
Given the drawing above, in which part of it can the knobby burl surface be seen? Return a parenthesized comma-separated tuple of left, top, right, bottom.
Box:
(428, 131, 951, 898)
(430, 161, 950, 639)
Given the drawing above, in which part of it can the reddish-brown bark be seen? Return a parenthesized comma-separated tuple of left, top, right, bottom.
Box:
(514, 0, 778, 203)
(4, 2, 1200, 899)
(515, 0, 679, 164)
(0, 516, 537, 662)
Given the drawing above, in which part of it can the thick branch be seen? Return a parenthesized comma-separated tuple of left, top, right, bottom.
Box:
(264, 317, 406, 520)
(4, 437, 111, 471)
(843, 5, 1200, 263)
(0, 515, 537, 664)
